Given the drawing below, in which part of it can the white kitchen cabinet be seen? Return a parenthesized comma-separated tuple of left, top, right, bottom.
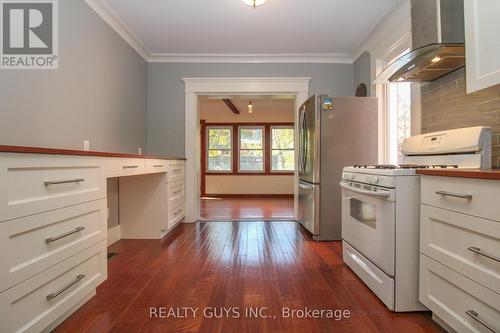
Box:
(419, 175, 500, 333)
(464, 0, 500, 93)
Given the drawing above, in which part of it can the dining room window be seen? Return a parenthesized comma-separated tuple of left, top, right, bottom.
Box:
(207, 127, 232, 172)
(271, 126, 295, 172)
(239, 127, 264, 172)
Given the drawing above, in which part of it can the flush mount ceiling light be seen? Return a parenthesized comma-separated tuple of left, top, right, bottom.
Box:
(242, 0, 267, 8)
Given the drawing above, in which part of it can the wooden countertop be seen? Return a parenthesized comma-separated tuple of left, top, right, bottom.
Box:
(0, 145, 186, 160)
(416, 169, 500, 180)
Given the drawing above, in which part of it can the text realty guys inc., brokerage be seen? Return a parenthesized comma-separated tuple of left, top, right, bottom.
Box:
(150, 306, 352, 320)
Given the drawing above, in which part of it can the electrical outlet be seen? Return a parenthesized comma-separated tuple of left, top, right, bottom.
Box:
(138, 147, 142, 155)
(83, 140, 90, 151)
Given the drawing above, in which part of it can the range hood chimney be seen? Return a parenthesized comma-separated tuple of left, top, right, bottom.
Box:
(375, 0, 465, 84)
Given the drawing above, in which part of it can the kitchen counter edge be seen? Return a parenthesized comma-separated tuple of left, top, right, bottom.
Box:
(416, 169, 500, 181)
(0, 145, 186, 160)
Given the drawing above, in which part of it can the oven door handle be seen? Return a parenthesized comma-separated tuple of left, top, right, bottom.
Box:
(339, 182, 390, 198)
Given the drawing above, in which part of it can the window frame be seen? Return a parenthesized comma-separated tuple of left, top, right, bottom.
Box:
(238, 126, 265, 173)
(270, 125, 295, 173)
(206, 126, 233, 173)
(203, 122, 295, 176)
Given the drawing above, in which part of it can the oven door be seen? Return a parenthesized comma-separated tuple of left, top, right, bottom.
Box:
(340, 180, 396, 276)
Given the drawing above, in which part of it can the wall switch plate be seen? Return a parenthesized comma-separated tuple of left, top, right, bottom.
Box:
(138, 147, 142, 155)
(83, 140, 90, 151)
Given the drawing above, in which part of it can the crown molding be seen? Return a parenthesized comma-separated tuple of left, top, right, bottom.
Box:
(149, 53, 353, 64)
(351, 0, 411, 61)
(85, 0, 150, 60)
(182, 77, 311, 93)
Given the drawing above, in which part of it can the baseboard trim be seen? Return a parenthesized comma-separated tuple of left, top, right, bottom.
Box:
(107, 225, 121, 246)
(202, 194, 293, 198)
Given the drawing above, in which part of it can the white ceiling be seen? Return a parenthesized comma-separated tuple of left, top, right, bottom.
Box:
(101, 0, 399, 58)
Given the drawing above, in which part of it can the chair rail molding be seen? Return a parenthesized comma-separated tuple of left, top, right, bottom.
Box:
(182, 77, 310, 222)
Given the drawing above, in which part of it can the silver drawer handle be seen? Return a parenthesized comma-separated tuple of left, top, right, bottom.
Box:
(468, 247, 500, 263)
(154, 165, 164, 168)
(46, 274, 86, 301)
(44, 178, 84, 186)
(173, 190, 182, 196)
(123, 165, 139, 169)
(173, 169, 182, 173)
(435, 191, 472, 200)
(46, 226, 86, 243)
(466, 310, 499, 333)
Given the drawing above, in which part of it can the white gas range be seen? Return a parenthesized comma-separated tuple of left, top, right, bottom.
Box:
(340, 126, 492, 312)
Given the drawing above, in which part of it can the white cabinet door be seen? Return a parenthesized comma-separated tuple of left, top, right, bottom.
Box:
(465, 0, 500, 93)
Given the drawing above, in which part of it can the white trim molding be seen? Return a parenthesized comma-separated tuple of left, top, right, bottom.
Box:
(182, 77, 310, 222)
(85, 0, 150, 59)
(149, 53, 353, 64)
(107, 225, 121, 246)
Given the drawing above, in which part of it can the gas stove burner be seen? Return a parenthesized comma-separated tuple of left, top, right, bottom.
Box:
(431, 165, 459, 169)
(398, 164, 431, 169)
(374, 165, 397, 169)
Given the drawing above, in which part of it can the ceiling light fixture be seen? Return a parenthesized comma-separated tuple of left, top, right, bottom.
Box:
(248, 101, 253, 114)
(242, 0, 267, 8)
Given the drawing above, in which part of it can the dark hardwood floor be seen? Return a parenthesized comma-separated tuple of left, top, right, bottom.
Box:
(199, 197, 294, 221)
(54, 222, 443, 333)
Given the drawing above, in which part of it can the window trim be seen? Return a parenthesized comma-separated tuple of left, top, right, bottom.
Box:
(206, 125, 233, 173)
(202, 122, 294, 176)
(270, 125, 295, 173)
(238, 126, 265, 173)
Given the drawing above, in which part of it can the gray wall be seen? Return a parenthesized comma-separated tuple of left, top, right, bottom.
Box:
(0, 0, 147, 153)
(147, 63, 354, 156)
(353, 52, 371, 96)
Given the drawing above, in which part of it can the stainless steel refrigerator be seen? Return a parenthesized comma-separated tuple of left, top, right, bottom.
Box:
(298, 95, 378, 241)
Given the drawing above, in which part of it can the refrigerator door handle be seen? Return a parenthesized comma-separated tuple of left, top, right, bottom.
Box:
(301, 110, 308, 174)
(299, 181, 314, 190)
(298, 109, 306, 174)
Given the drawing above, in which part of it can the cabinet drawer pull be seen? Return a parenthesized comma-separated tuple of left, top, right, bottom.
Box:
(44, 178, 85, 186)
(468, 247, 500, 263)
(46, 274, 86, 301)
(173, 169, 182, 173)
(123, 165, 139, 169)
(154, 165, 165, 168)
(46, 226, 86, 243)
(435, 191, 472, 200)
(466, 310, 499, 333)
(173, 190, 182, 196)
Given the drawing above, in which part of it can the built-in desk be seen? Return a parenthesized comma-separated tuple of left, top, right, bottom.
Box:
(0, 145, 185, 333)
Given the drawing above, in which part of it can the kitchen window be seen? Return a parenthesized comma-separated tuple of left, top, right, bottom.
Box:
(271, 126, 295, 172)
(207, 127, 232, 172)
(239, 127, 264, 172)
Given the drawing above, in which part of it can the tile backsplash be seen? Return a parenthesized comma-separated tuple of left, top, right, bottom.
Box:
(420, 68, 500, 168)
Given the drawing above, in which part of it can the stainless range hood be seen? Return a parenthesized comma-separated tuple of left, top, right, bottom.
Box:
(375, 0, 465, 84)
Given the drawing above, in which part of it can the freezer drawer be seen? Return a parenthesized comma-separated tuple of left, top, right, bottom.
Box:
(298, 181, 319, 236)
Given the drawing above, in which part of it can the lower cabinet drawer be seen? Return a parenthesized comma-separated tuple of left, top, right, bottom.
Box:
(0, 200, 107, 292)
(0, 241, 107, 333)
(146, 159, 168, 174)
(167, 180, 185, 203)
(167, 161, 185, 183)
(167, 198, 184, 230)
(421, 205, 500, 294)
(420, 255, 500, 333)
(107, 158, 146, 178)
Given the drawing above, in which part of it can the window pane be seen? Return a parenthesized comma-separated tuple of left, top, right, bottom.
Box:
(208, 128, 232, 149)
(240, 128, 263, 149)
(208, 150, 231, 171)
(240, 150, 264, 171)
(272, 128, 294, 149)
(272, 150, 294, 171)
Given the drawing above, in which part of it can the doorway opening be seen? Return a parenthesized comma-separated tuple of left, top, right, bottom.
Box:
(182, 77, 310, 223)
(198, 96, 295, 221)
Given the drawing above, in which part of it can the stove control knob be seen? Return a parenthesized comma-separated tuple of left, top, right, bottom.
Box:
(369, 176, 379, 184)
